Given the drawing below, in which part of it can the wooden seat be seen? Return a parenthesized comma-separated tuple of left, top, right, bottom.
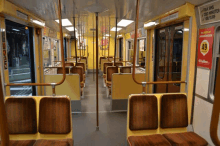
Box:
(163, 132, 208, 146)
(34, 139, 73, 146)
(75, 63, 85, 74)
(5, 98, 37, 134)
(57, 67, 72, 74)
(65, 62, 74, 67)
(128, 135, 171, 146)
(106, 66, 118, 83)
(161, 94, 208, 146)
(103, 62, 113, 77)
(120, 66, 131, 73)
(39, 97, 71, 134)
(0, 140, 36, 146)
(129, 95, 158, 131)
(72, 66, 84, 96)
(114, 62, 123, 68)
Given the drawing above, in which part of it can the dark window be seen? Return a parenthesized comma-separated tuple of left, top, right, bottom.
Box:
(157, 32, 166, 79)
(172, 30, 183, 86)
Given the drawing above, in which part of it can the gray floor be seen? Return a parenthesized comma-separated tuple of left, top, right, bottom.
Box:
(72, 72, 127, 146)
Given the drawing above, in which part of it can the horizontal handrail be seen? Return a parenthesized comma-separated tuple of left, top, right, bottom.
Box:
(6, 0, 66, 87)
(146, 81, 186, 85)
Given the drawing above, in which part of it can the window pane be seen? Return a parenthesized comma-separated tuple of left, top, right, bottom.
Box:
(157, 32, 166, 79)
(172, 30, 183, 86)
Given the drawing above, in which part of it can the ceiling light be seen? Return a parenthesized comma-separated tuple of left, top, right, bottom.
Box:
(12, 29, 20, 32)
(32, 20, 45, 26)
(111, 27, 122, 31)
(117, 34, 122, 37)
(183, 28, 189, 31)
(144, 22, 157, 27)
(66, 27, 77, 31)
(117, 19, 134, 27)
(105, 34, 111, 37)
(55, 19, 72, 26)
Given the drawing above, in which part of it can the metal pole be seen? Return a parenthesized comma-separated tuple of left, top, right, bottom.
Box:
(95, 12, 99, 130)
(74, 17, 77, 63)
(108, 16, 110, 61)
(114, 17, 117, 65)
(102, 17, 104, 57)
(93, 14, 95, 81)
(78, 16, 81, 60)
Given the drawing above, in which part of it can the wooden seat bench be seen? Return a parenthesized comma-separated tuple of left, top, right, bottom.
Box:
(2, 96, 73, 146)
(127, 94, 208, 146)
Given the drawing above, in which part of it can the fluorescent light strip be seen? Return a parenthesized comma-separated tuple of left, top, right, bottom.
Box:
(55, 19, 72, 26)
(144, 22, 157, 27)
(105, 34, 111, 37)
(12, 29, 20, 32)
(117, 19, 134, 27)
(111, 27, 122, 31)
(66, 27, 77, 31)
(32, 20, 45, 26)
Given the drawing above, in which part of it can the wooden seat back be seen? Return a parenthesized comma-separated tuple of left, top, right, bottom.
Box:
(75, 63, 85, 74)
(160, 94, 188, 128)
(72, 66, 83, 82)
(57, 67, 72, 74)
(129, 95, 158, 131)
(114, 62, 123, 68)
(104, 63, 113, 74)
(5, 98, 37, 134)
(106, 66, 118, 82)
(120, 66, 132, 73)
(39, 97, 71, 134)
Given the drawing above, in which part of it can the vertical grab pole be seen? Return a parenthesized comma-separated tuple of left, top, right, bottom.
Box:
(78, 16, 81, 61)
(102, 17, 104, 57)
(95, 12, 99, 130)
(210, 59, 220, 145)
(74, 17, 77, 63)
(108, 16, 110, 61)
(114, 17, 117, 65)
(93, 15, 95, 81)
(0, 73, 9, 146)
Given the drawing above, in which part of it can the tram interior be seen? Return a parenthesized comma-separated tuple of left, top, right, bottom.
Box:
(0, 0, 220, 146)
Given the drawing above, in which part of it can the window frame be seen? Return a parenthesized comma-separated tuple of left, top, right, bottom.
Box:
(209, 27, 220, 101)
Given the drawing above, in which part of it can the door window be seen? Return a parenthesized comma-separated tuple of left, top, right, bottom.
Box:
(172, 29, 183, 85)
(157, 32, 166, 79)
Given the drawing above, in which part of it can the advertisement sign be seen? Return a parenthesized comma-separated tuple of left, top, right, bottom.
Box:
(197, 26, 215, 69)
(199, 1, 220, 25)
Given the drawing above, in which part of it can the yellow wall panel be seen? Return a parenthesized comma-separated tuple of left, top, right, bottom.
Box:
(44, 75, 81, 101)
(112, 73, 146, 99)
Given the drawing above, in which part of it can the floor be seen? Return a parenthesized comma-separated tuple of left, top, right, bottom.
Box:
(72, 72, 127, 146)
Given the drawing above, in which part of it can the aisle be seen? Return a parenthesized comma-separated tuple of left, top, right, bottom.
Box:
(72, 72, 127, 146)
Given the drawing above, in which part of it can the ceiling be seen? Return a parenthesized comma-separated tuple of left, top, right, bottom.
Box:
(7, 0, 213, 37)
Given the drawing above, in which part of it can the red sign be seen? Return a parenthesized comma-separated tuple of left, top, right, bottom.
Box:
(197, 26, 215, 69)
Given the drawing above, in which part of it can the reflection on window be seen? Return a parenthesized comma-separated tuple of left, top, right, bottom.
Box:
(157, 32, 166, 79)
(172, 30, 183, 86)
(43, 37, 60, 75)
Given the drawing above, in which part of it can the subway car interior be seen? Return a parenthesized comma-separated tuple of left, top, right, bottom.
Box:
(1, 0, 220, 145)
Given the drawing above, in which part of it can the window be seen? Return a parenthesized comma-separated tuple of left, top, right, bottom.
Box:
(172, 29, 183, 86)
(157, 32, 166, 79)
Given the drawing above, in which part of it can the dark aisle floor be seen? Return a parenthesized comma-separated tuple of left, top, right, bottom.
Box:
(72, 72, 127, 146)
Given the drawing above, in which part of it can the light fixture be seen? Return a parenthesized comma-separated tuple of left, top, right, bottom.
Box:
(105, 34, 111, 37)
(177, 31, 182, 33)
(12, 29, 20, 32)
(117, 34, 122, 37)
(32, 20, 45, 26)
(183, 28, 189, 31)
(111, 27, 122, 31)
(55, 19, 72, 26)
(66, 27, 77, 31)
(117, 19, 134, 27)
(144, 22, 157, 27)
